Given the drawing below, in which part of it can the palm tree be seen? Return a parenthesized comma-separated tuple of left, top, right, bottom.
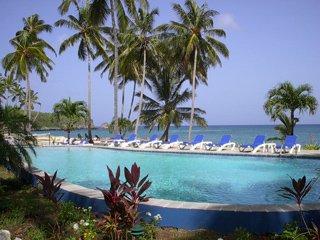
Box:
(137, 63, 207, 141)
(161, 0, 229, 140)
(264, 81, 318, 135)
(94, 28, 147, 121)
(0, 105, 36, 175)
(58, 0, 81, 15)
(120, 7, 159, 135)
(90, 0, 149, 133)
(53, 98, 88, 142)
(13, 14, 54, 47)
(2, 14, 54, 128)
(2, 38, 54, 129)
(55, 5, 105, 143)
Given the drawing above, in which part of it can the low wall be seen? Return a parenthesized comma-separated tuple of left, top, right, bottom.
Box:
(26, 167, 320, 234)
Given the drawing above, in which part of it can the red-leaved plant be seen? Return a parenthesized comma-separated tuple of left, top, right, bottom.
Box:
(97, 163, 151, 239)
(35, 170, 65, 203)
(279, 175, 317, 235)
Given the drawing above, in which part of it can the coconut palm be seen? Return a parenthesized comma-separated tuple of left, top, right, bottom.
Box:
(94, 30, 148, 121)
(120, 7, 160, 135)
(90, 0, 149, 133)
(2, 14, 54, 129)
(264, 82, 318, 135)
(2, 38, 54, 129)
(16, 89, 41, 112)
(137, 63, 207, 141)
(58, 0, 81, 15)
(0, 74, 25, 107)
(55, 5, 105, 143)
(53, 98, 88, 142)
(161, 0, 229, 140)
(0, 105, 36, 175)
(13, 14, 54, 50)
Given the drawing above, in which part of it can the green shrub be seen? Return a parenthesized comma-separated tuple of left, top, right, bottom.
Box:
(58, 201, 83, 225)
(0, 208, 24, 228)
(303, 144, 320, 150)
(27, 227, 46, 240)
(139, 223, 158, 240)
(276, 222, 308, 240)
(233, 227, 252, 240)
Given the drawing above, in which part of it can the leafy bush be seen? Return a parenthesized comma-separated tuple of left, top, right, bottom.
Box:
(0, 208, 24, 229)
(107, 117, 134, 136)
(233, 227, 252, 240)
(58, 201, 84, 225)
(276, 222, 308, 240)
(303, 144, 320, 150)
(35, 170, 64, 203)
(27, 227, 46, 240)
(70, 207, 98, 240)
(98, 163, 152, 238)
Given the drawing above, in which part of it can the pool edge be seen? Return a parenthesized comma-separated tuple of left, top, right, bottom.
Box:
(26, 165, 320, 234)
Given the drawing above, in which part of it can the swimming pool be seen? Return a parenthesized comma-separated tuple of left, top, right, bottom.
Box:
(31, 147, 320, 205)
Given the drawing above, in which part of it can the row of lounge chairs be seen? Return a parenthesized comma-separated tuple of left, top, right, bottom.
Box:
(104, 133, 302, 154)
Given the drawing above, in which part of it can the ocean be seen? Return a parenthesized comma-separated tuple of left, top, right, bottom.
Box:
(34, 124, 320, 145)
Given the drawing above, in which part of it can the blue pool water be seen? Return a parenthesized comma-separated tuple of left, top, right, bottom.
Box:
(31, 147, 320, 204)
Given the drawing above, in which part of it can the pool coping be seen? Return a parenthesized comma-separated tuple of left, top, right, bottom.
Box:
(38, 143, 320, 159)
(31, 145, 320, 212)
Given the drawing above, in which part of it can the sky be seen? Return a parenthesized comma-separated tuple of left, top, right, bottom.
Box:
(0, 0, 319, 126)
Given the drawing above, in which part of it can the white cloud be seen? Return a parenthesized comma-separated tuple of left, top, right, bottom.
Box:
(216, 13, 240, 30)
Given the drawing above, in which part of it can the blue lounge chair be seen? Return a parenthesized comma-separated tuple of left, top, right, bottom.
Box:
(275, 135, 301, 154)
(155, 134, 181, 149)
(205, 135, 236, 151)
(105, 134, 122, 146)
(121, 133, 140, 147)
(239, 135, 266, 153)
(179, 135, 204, 150)
(138, 134, 159, 148)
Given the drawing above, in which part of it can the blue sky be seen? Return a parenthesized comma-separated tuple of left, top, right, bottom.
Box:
(0, 0, 319, 126)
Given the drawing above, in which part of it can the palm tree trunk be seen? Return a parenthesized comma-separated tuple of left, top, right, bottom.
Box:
(128, 80, 136, 120)
(87, 55, 93, 143)
(290, 110, 295, 135)
(188, 48, 198, 141)
(26, 73, 31, 131)
(161, 123, 170, 142)
(134, 49, 146, 135)
(121, 79, 126, 119)
(67, 130, 71, 144)
(110, 0, 119, 133)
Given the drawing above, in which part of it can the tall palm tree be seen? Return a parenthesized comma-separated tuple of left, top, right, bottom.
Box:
(55, 5, 105, 143)
(13, 14, 54, 46)
(0, 105, 36, 175)
(264, 82, 318, 135)
(161, 0, 229, 140)
(2, 39, 54, 129)
(137, 66, 207, 141)
(94, 29, 147, 121)
(2, 15, 55, 129)
(121, 7, 159, 135)
(53, 98, 88, 142)
(90, 0, 149, 133)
